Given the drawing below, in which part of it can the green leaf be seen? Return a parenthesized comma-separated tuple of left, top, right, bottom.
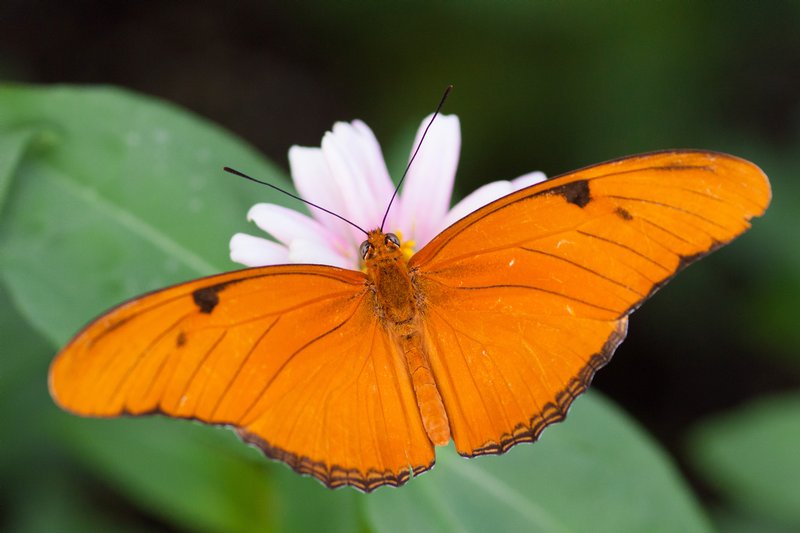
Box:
(56, 414, 366, 533)
(0, 280, 51, 415)
(709, 506, 799, 533)
(8, 474, 153, 533)
(688, 393, 800, 528)
(365, 393, 710, 533)
(0, 83, 288, 346)
(58, 415, 365, 533)
(60, 416, 274, 533)
(0, 125, 38, 215)
(267, 464, 363, 533)
(0, 281, 67, 530)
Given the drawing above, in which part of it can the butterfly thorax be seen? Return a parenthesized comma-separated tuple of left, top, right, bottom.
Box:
(362, 230, 418, 327)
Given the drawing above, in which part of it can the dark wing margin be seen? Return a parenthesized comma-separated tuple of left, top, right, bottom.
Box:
(237, 429, 433, 492)
(469, 320, 627, 456)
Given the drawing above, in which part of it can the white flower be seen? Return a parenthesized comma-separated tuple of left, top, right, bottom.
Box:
(230, 115, 546, 270)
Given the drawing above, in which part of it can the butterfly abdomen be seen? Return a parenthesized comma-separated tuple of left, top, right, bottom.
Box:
(397, 329, 451, 446)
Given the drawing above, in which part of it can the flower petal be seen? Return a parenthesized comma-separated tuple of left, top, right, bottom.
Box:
(230, 233, 289, 267)
(247, 203, 344, 249)
(394, 114, 460, 247)
(246, 203, 360, 268)
(288, 239, 354, 269)
(351, 120, 398, 210)
(510, 171, 547, 189)
(287, 145, 353, 237)
(321, 121, 394, 241)
(441, 171, 547, 231)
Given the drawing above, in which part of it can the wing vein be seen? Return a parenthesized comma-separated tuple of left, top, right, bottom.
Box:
(607, 194, 728, 230)
(575, 230, 671, 274)
(453, 284, 620, 315)
(175, 330, 229, 414)
(238, 297, 366, 425)
(520, 247, 646, 297)
(209, 317, 282, 419)
(429, 307, 496, 431)
(104, 312, 194, 410)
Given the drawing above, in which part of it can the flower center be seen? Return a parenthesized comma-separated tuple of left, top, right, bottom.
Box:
(395, 230, 416, 262)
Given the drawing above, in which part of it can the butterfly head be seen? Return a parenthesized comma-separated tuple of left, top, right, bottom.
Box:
(359, 230, 417, 276)
(360, 229, 403, 264)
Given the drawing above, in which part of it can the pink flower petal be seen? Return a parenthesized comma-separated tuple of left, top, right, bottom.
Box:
(397, 114, 460, 247)
(441, 171, 547, 231)
(247, 203, 345, 250)
(511, 171, 547, 189)
(351, 120, 397, 215)
(229, 233, 289, 267)
(288, 239, 354, 269)
(288, 145, 356, 244)
(321, 122, 394, 240)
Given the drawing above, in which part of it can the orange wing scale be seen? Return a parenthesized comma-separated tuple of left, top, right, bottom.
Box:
(412, 151, 770, 456)
(50, 266, 435, 491)
(50, 150, 771, 491)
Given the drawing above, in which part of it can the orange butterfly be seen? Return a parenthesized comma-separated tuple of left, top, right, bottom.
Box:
(49, 149, 770, 492)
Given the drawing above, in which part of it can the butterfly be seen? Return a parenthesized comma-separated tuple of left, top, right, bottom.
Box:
(49, 149, 770, 492)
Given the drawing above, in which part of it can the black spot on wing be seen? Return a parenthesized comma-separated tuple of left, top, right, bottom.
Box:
(176, 331, 187, 347)
(553, 179, 591, 208)
(192, 283, 228, 314)
(614, 207, 633, 220)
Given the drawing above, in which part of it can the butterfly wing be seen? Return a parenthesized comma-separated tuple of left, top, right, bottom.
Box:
(50, 265, 434, 491)
(410, 150, 771, 456)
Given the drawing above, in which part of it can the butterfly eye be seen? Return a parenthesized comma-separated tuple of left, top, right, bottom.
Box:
(385, 233, 400, 248)
(359, 240, 373, 259)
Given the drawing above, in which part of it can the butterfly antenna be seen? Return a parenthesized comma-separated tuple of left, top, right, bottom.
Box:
(380, 84, 453, 232)
(223, 167, 369, 236)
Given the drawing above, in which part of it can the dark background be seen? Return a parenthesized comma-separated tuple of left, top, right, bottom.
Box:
(2, 0, 799, 529)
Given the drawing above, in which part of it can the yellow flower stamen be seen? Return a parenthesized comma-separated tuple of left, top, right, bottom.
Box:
(395, 230, 416, 262)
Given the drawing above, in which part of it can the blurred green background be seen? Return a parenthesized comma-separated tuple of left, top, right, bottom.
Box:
(1, 1, 798, 532)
